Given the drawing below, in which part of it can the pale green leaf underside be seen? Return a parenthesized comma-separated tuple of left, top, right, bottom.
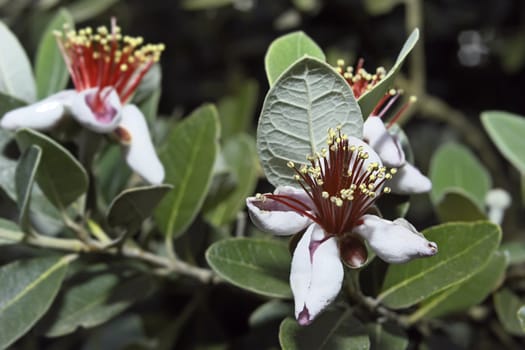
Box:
(15, 146, 42, 233)
(258, 57, 363, 187)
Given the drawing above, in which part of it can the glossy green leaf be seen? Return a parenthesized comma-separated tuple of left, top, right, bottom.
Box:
(411, 251, 507, 320)
(279, 309, 370, 350)
(258, 57, 362, 187)
(436, 189, 487, 223)
(379, 222, 501, 309)
(204, 134, 258, 227)
(0, 92, 26, 116)
(249, 300, 293, 327)
(217, 79, 258, 140)
(500, 241, 525, 265)
(0, 255, 71, 348)
(429, 142, 491, 209)
(16, 128, 88, 209)
(43, 271, 156, 337)
(265, 31, 325, 86)
(107, 184, 172, 231)
(357, 29, 418, 118)
(518, 306, 525, 331)
(15, 145, 42, 233)
(66, 0, 120, 22)
(366, 322, 408, 350)
(0, 218, 23, 245)
(0, 21, 36, 103)
(35, 8, 73, 99)
(494, 288, 525, 336)
(481, 111, 525, 173)
(155, 104, 219, 238)
(206, 238, 292, 298)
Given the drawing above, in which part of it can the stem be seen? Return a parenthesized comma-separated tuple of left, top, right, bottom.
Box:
(404, 0, 425, 96)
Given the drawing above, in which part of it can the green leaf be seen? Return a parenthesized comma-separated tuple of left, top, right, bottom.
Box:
(258, 57, 362, 187)
(35, 8, 73, 99)
(518, 306, 525, 332)
(357, 29, 418, 118)
(204, 134, 258, 227)
(15, 145, 42, 233)
(279, 309, 370, 350)
(133, 63, 161, 105)
(16, 128, 88, 209)
(265, 31, 325, 86)
(379, 222, 501, 309)
(217, 79, 258, 140)
(0, 21, 36, 103)
(82, 314, 148, 350)
(365, 322, 408, 350)
(249, 300, 293, 327)
(411, 251, 507, 320)
(155, 104, 219, 238)
(206, 238, 292, 298)
(429, 142, 491, 209)
(494, 288, 525, 336)
(139, 88, 161, 125)
(0, 92, 26, 116)
(43, 270, 156, 337)
(66, 0, 120, 22)
(95, 146, 132, 205)
(481, 111, 525, 173)
(0, 255, 71, 349)
(500, 241, 525, 265)
(107, 184, 172, 231)
(0, 218, 23, 245)
(436, 189, 487, 223)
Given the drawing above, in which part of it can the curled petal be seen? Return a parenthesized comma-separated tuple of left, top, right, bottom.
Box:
(246, 186, 313, 236)
(290, 223, 343, 326)
(71, 87, 122, 133)
(363, 116, 405, 167)
(1, 90, 75, 130)
(117, 104, 165, 184)
(354, 214, 438, 264)
(389, 162, 432, 194)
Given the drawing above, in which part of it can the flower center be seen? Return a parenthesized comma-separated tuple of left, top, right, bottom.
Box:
(85, 91, 118, 123)
(54, 18, 164, 105)
(266, 128, 395, 235)
(336, 58, 386, 99)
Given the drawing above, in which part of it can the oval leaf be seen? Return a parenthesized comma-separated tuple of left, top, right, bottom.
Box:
(0, 255, 70, 349)
(15, 145, 42, 233)
(494, 288, 525, 336)
(429, 142, 491, 209)
(258, 57, 362, 187)
(265, 31, 325, 86)
(365, 322, 408, 350)
(249, 300, 293, 327)
(35, 9, 74, 99)
(436, 189, 487, 223)
(206, 238, 292, 298)
(107, 184, 173, 231)
(357, 29, 418, 118)
(0, 92, 26, 116)
(279, 309, 370, 350)
(481, 111, 525, 173)
(155, 104, 219, 238)
(0, 218, 23, 245)
(410, 250, 507, 321)
(379, 221, 501, 309)
(16, 128, 88, 209)
(0, 21, 36, 103)
(42, 270, 156, 337)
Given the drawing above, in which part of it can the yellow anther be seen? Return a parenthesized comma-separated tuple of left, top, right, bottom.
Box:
(390, 168, 398, 175)
(120, 64, 128, 71)
(322, 191, 329, 199)
(337, 59, 345, 67)
(383, 187, 391, 193)
(287, 161, 295, 168)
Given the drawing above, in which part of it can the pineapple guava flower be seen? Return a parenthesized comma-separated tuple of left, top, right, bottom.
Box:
(246, 128, 437, 326)
(0, 19, 165, 184)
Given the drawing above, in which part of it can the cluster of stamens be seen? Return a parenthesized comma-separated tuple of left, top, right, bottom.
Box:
(336, 59, 386, 99)
(261, 127, 396, 235)
(54, 18, 164, 112)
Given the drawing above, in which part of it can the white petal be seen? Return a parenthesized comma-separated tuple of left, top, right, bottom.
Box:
(71, 87, 122, 133)
(118, 104, 164, 184)
(389, 162, 432, 194)
(246, 187, 313, 236)
(354, 214, 437, 264)
(363, 116, 405, 167)
(346, 135, 383, 167)
(290, 224, 343, 326)
(0, 90, 74, 130)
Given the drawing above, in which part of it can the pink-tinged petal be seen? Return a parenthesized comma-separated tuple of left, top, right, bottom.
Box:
(71, 87, 122, 133)
(389, 162, 432, 194)
(246, 187, 313, 236)
(354, 214, 438, 264)
(290, 223, 343, 326)
(363, 116, 405, 167)
(1, 90, 74, 130)
(117, 105, 164, 184)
